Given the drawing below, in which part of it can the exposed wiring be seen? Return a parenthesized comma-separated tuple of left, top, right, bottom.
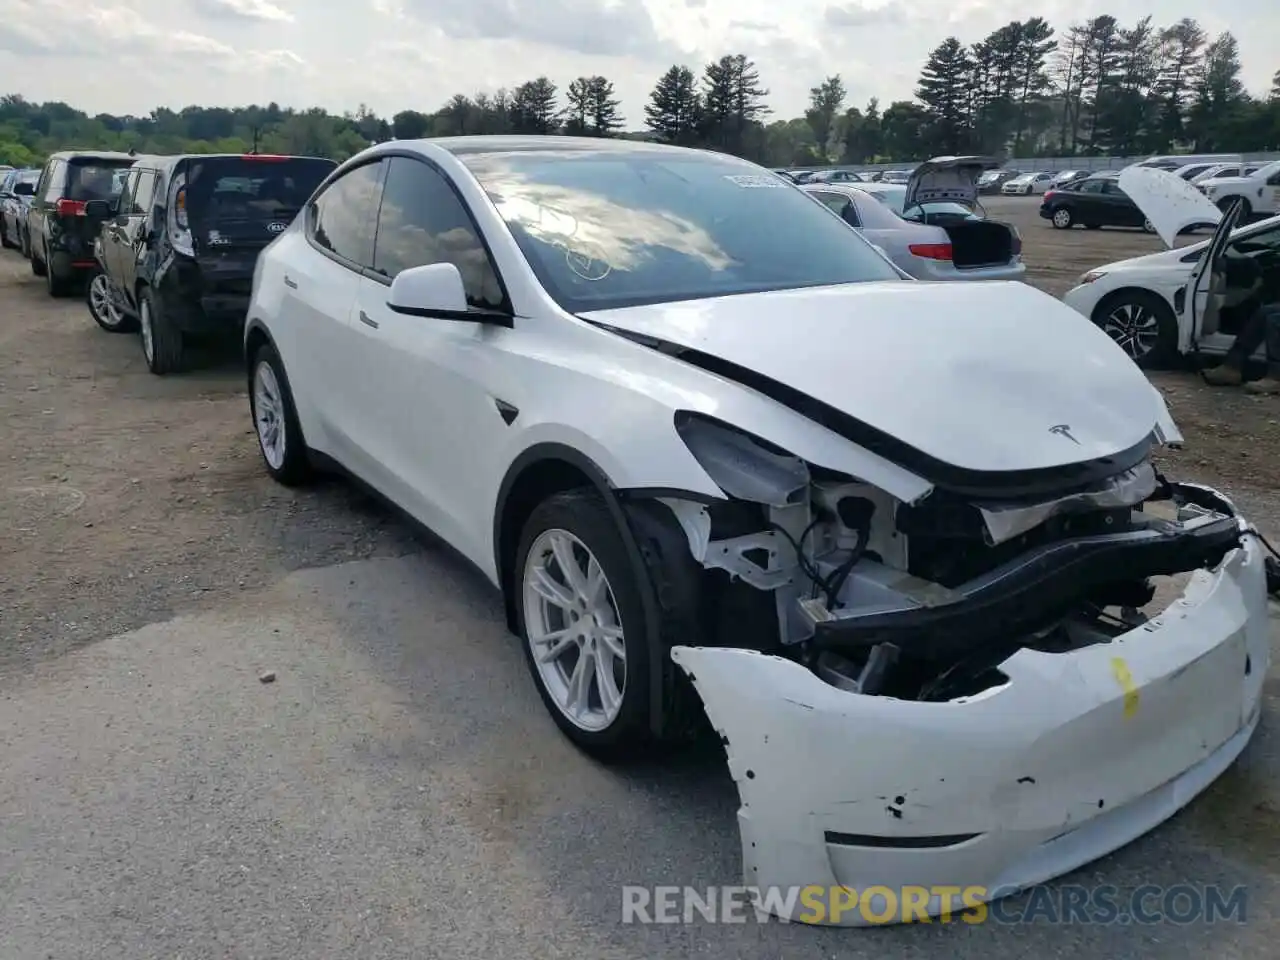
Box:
(768, 519, 825, 597)
(821, 534, 869, 609)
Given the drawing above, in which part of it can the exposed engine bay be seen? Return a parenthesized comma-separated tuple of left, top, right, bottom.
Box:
(658, 412, 1247, 704)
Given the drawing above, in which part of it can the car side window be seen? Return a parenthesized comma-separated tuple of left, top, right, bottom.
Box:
(129, 170, 157, 215)
(1101, 181, 1125, 196)
(1080, 180, 1106, 194)
(371, 155, 506, 310)
(1230, 224, 1280, 256)
(309, 160, 384, 269)
(116, 169, 140, 215)
(41, 160, 63, 202)
(812, 191, 851, 216)
(1267, 169, 1280, 186)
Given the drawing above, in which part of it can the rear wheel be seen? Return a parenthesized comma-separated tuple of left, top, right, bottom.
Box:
(1051, 207, 1074, 229)
(0, 219, 13, 249)
(1218, 196, 1252, 220)
(1093, 290, 1178, 369)
(139, 287, 185, 375)
(87, 270, 136, 332)
(30, 241, 46, 276)
(250, 343, 312, 485)
(44, 245, 72, 297)
(1142, 219, 1155, 234)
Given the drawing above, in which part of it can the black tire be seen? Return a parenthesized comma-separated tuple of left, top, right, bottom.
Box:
(1050, 206, 1074, 229)
(248, 342, 313, 486)
(1092, 290, 1179, 369)
(18, 228, 29, 258)
(139, 286, 185, 375)
(86, 269, 137, 332)
(30, 242, 46, 276)
(44, 245, 72, 297)
(513, 490, 699, 762)
(0, 219, 13, 250)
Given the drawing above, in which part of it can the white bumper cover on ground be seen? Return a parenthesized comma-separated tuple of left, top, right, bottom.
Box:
(670, 531, 1270, 926)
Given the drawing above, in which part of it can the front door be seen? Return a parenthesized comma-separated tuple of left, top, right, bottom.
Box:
(1178, 198, 1245, 352)
(346, 154, 515, 566)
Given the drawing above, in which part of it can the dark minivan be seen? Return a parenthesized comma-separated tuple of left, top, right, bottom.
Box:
(86, 153, 336, 374)
(28, 151, 137, 295)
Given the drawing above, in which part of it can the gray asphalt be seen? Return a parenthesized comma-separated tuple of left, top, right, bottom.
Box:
(2, 550, 1279, 958)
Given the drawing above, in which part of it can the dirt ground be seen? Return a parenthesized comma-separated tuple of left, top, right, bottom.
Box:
(2, 198, 1278, 670)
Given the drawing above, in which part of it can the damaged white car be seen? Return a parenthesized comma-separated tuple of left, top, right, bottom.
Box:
(246, 137, 1272, 925)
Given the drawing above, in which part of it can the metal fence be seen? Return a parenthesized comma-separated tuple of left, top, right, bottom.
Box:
(790, 153, 1280, 174)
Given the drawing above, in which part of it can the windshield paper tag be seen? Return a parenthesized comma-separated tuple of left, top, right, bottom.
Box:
(724, 174, 786, 188)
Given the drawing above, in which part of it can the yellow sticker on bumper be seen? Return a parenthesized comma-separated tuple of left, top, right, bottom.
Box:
(1111, 657, 1139, 718)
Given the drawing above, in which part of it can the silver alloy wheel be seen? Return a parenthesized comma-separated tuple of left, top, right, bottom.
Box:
(252, 360, 287, 470)
(1143, 219, 1155, 233)
(90, 273, 121, 327)
(139, 298, 155, 363)
(522, 528, 626, 732)
(1101, 301, 1160, 360)
(1052, 208, 1072, 228)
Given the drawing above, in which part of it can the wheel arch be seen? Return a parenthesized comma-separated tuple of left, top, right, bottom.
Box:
(243, 318, 276, 384)
(493, 442, 692, 738)
(1089, 285, 1179, 368)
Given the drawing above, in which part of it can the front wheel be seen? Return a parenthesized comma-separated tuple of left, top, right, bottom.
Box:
(249, 343, 313, 485)
(515, 490, 666, 761)
(1093, 290, 1178, 369)
(87, 270, 136, 332)
(1051, 206, 1074, 229)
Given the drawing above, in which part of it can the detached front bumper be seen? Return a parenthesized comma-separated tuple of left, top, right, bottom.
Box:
(670, 523, 1270, 926)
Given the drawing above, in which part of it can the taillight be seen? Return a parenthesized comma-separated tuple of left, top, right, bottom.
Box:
(1042, 190, 1056, 200)
(55, 199, 87, 216)
(908, 243, 953, 261)
(174, 187, 188, 229)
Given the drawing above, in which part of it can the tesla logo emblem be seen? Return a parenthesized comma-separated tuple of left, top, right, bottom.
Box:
(1049, 424, 1080, 444)
(267, 222, 287, 233)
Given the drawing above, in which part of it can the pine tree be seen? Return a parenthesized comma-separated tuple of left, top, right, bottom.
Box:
(644, 65, 701, 144)
(510, 78, 559, 134)
(916, 37, 974, 153)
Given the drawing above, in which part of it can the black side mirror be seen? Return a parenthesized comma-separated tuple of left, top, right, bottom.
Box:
(83, 199, 112, 218)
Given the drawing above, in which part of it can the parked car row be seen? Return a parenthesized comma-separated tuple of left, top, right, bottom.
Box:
(0, 149, 336, 374)
(3, 136, 1272, 926)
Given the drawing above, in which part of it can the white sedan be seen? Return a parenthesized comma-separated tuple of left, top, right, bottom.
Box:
(1063, 166, 1279, 367)
(1001, 172, 1054, 195)
(244, 136, 1269, 925)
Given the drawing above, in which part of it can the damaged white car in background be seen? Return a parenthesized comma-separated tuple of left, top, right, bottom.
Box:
(245, 136, 1273, 928)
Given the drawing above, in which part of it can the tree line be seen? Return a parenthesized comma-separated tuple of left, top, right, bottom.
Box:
(2, 16, 1277, 171)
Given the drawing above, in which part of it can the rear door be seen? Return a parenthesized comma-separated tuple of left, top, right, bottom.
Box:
(115, 168, 158, 294)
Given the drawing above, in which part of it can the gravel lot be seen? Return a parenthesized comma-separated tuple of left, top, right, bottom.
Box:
(2, 195, 1279, 957)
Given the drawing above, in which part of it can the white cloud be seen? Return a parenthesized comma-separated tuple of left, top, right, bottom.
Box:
(191, 0, 295, 22)
(0, 0, 1273, 125)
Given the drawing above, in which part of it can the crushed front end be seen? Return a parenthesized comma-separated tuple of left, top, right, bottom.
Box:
(650, 413, 1270, 926)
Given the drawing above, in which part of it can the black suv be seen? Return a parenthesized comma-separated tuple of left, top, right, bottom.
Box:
(28, 151, 137, 295)
(85, 152, 336, 374)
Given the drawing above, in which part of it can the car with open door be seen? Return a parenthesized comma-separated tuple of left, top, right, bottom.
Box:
(26, 151, 137, 295)
(1061, 167, 1275, 368)
(242, 135, 1269, 925)
(802, 158, 1025, 281)
(84, 152, 336, 373)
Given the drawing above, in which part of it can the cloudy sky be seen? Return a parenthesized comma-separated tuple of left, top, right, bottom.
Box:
(0, 0, 1274, 124)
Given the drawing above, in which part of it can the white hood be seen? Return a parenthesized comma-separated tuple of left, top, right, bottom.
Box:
(582, 281, 1162, 475)
(903, 155, 999, 210)
(1118, 167, 1223, 248)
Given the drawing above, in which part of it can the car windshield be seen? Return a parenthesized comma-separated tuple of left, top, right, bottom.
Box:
(66, 159, 135, 201)
(460, 148, 901, 312)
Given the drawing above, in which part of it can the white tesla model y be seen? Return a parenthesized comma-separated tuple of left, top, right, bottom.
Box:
(243, 136, 1270, 925)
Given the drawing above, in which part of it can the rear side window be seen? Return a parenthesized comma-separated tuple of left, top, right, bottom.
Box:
(309, 161, 383, 268)
(40, 160, 63, 202)
(65, 159, 134, 201)
(129, 170, 158, 215)
(371, 156, 506, 309)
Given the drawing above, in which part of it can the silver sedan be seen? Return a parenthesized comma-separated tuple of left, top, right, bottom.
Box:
(801, 181, 1026, 282)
